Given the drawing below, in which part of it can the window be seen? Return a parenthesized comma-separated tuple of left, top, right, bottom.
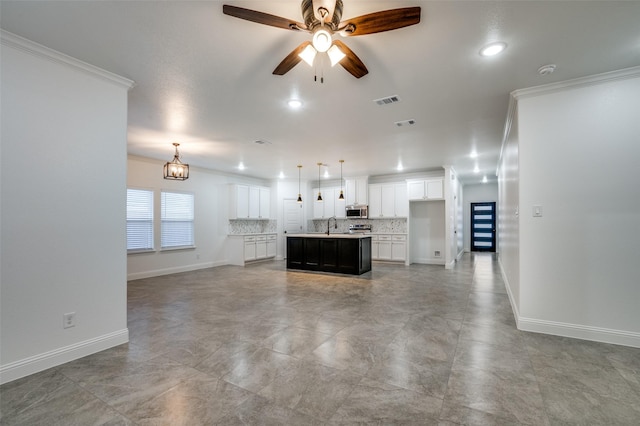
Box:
(161, 191, 194, 249)
(126, 188, 153, 252)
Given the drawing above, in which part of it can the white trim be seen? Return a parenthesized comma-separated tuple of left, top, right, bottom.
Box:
(409, 258, 445, 266)
(0, 29, 135, 90)
(518, 318, 640, 349)
(0, 329, 129, 385)
(127, 261, 223, 281)
(499, 257, 521, 328)
(511, 65, 640, 100)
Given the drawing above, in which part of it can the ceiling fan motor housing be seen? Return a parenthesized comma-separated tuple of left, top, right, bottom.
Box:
(301, 0, 343, 31)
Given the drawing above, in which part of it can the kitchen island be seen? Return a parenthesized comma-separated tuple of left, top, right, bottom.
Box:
(286, 234, 372, 275)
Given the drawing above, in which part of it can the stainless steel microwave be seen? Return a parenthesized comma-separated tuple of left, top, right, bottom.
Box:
(346, 205, 368, 219)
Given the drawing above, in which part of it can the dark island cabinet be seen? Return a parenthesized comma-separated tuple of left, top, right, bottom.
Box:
(286, 236, 371, 275)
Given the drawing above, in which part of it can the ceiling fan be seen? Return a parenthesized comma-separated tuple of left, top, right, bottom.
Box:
(223, 0, 421, 79)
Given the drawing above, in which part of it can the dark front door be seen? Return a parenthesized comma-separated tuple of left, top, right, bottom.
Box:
(471, 202, 496, 252)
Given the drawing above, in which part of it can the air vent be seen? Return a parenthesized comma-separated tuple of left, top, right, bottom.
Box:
(395, 119, 416, 127)
(254, 140, 272, 145)
(374, 95, 401, 106)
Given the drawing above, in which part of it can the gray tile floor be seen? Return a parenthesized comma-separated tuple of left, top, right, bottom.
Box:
(2, 253, 639, 425)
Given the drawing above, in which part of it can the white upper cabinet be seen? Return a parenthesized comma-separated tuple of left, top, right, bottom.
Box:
(407, 178, 444, 200)
(345, 176, 368, 205)
(229, 184, 270, 219)
(369, 183, 409, 218)
(395, 183, 409, 217)
(259, 187, 270, 219)
(313, 187, 341, 219)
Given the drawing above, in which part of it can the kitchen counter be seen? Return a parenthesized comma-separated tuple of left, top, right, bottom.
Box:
(287, 233, 371, 239)
(286, 234, 371, 275)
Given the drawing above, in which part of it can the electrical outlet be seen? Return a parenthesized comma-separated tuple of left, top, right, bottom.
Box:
(63, 312, 76, 329)
(434, 250, 441, 257)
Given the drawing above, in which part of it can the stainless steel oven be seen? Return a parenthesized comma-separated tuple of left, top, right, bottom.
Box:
(346, 205, 368, 219)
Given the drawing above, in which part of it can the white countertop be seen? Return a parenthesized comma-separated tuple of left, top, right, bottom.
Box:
(286, 233, 372, 239)
(228, 233, 276, 237)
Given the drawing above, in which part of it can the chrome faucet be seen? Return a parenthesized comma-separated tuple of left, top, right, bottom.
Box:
(327, 216, 337, 235)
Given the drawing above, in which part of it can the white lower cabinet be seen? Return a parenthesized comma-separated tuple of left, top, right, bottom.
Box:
(377, 235, 392, 260)
(256, 235, 267, 259)
(391, 235, 407, 261)
(244, 236, 257, 261)
(371, 234, 406, 262)
(228, 234, 277, 265)
(267, 234, 277, 257)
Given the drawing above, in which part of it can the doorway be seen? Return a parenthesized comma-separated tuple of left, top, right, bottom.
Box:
(470, 202, 496, 252)
(283, 199, 303, 258)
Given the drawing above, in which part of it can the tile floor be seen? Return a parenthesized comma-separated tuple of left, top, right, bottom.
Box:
(1, 253, 639, 425)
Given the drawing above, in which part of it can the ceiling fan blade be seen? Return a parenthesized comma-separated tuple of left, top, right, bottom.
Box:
(273, 41, 312, 75)
(338, 7, 421, 36)
(332, 40, 368, 79)
(223, 4, 307, 31)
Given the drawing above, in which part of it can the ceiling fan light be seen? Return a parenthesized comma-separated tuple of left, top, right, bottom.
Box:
(299, 44, 317, 66)
(327, 44, 346, 66)
(312, 29, 332, 53)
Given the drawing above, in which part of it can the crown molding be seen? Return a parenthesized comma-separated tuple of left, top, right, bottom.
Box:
(511, 65, 640, 100)
(1, 29, 135, 90)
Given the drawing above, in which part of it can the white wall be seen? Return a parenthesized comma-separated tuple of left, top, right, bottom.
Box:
(0, 32, 133, 383)
(463, 183, 499, 252)
(507, 68, 640, 347)
(126, 156, 273, 280)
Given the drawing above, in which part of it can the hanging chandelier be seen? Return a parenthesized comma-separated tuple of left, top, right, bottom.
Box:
(163, 142, 189, 180)
(338, 159, 344, 200)
(297, 165, 303, 203)
(317, 162, 323, 201)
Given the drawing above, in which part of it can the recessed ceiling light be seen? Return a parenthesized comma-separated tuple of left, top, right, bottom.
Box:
(482, 175, 488, 183)
(397, 162, 404, 171)
(474, 165, 480, 173)
(278, 171, 285, 179)
(470, 150, 478, 158)
(480, 42, 507, 57)
(238, 162, 245, 171)
(288, 99, 302, 109)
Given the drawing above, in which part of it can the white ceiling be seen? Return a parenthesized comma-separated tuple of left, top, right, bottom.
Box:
(2, 1, 640, 183)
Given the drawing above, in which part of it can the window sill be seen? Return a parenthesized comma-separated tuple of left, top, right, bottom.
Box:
(160, 245, 196, 252)
(127, 249, 155, 255)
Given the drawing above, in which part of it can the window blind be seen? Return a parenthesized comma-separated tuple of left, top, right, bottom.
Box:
(161, 191, 194, 249)
(126, 188, 153, 251)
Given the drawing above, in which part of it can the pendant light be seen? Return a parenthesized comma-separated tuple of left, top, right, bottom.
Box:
(338, 159, 345, 200)
(317, 162, 323, 202)
(297, 165, 303, 203)
(163, 142, 189, 180)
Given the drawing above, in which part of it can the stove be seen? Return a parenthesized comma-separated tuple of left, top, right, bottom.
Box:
(348, 224, 372, 234)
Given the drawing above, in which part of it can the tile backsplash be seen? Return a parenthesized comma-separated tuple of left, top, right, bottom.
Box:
(228, 220, 277, 235)
(309, 218, 407, 234)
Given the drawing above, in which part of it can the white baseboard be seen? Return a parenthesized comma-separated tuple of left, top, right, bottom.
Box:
(498, 258, 640, 348)
(517, 317, 640, 348)
(127, 261, 224, 280)
(411, 257, 445, 265)
(0, 328, 129, 385)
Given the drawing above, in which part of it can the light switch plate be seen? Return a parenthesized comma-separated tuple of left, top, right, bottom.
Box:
(533, 205, 543, 217)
